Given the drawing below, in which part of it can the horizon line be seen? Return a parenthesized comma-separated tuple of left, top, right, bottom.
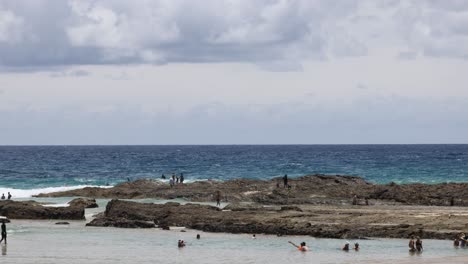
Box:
(1, 143, 468, 147)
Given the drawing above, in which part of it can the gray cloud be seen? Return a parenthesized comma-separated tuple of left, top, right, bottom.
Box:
(0, 0, 468, 71)
(2, 95, 468, 144)
(49, 69, 91, 78)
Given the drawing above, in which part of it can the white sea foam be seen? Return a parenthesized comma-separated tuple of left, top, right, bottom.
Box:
(42, 203, 70, 207)
(0, 185, 113, 198)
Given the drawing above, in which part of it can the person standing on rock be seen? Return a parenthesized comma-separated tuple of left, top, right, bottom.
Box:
(0, 223, 6, 244)
(283, 174, 288, 188)
(216, 190, 221, 207)
(169, 178, 175, 188)
(180, 173, 184, 184)
(0, 194, 4, 200)
(7, 192, 11, 200)
(288, 241, 308, 251)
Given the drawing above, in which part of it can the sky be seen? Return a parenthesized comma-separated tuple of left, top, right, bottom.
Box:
(1, 0, 468, 145)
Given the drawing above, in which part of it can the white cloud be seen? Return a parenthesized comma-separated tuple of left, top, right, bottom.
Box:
(0, 9, 24, 44)
(0, 0, 467, 70)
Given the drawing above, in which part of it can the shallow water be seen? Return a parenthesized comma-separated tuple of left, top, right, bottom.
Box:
(1, 198, 467, 264)
(1, 218, 468, 264)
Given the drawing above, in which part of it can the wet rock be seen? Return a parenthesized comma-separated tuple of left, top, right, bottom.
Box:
(0, 200, 84, 220)
(86, 218, 155, 228)
(68, 198, 98, 208)
(87, 199, 463, 240)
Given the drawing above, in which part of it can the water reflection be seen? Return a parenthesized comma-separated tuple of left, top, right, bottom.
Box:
(1, 245, 6, 256)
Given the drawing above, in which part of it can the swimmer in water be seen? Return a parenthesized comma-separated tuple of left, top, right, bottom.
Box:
(178, 240, 186, 248)
(354, 242, 360, 251)
(288, 241, 308, 251)
(342, 242, 350, 251)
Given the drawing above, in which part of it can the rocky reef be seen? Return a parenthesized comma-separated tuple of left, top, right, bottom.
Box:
(29, 175, 468, 239)
(36, 174, 468, 207)
(0, 200, 85, 220)
(87, 199, 465, 240)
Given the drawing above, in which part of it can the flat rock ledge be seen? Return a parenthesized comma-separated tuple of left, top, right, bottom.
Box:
(35, 175, 468, 207)
(86, 199, 464, 240)
(0, 200, 85, 220)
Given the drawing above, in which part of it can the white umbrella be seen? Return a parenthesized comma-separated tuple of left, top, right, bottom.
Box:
(0, 216, 10, 223)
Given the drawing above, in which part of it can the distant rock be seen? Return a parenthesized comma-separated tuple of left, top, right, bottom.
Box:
(55, 222, 70, 225)
(68, 198, 98, 208)
(34, 174, 468, 207)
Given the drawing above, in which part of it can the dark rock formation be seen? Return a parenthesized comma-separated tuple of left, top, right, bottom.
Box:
(0, 200, 84, 220)
(87, 199, 463, 239)
(35, 174, 468, 207)
(68, 198, 98, 208)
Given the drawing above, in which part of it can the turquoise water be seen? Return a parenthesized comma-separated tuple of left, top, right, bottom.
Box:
(1, 145, 468, 197)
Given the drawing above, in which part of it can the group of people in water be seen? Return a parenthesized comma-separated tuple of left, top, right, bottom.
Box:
(0, 193, 12, 200)
(408, 237, 423, 252)
(288, 241, 359, 252)
(178, 234, 201, 248)
(289, 237, 422, 253)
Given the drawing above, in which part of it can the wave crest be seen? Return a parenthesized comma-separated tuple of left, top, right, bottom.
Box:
(0, 185, 112, 198)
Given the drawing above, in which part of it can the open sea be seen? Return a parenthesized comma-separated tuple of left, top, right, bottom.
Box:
(1, 145, 468, 197)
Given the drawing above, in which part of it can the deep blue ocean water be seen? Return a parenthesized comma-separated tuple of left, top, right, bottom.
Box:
(0, 145, 467, 193)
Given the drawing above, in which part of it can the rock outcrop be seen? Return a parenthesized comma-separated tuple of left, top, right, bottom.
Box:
(87, 199, 465, 240)
(0, 200, 85, 220)
(68, 198, 98, 208)
(35, 175, 468, 207)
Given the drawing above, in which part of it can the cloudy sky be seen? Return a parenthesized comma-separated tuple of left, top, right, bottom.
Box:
(1, 0, 468, 144)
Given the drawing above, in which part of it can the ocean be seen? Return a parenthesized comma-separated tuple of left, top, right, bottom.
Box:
(1, 145, 468, 197)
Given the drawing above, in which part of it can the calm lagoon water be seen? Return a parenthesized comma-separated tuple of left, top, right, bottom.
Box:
(1, 198, 467, 264)
(3, 220, 468, 264)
